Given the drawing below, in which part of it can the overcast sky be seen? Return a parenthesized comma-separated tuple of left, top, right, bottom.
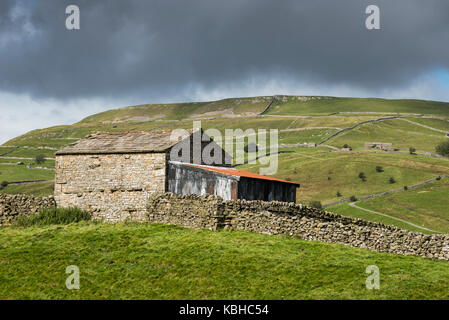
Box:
(0, 0, 449, 143)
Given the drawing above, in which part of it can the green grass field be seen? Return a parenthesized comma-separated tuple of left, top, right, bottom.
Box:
(325, 202, 431, 234)
(0, 222, 448, 300)
(357, 179, 449, 231)
(0, 164, 54, 182)
(0, 182, 54, 197)
(407, 118, 449, 132)
(327, 118, 448, 152)
(327, 178, 449, 234)
(240, 151, 449, 204)
(267, 96, 449, 116)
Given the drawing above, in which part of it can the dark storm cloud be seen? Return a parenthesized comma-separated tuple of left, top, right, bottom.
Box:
(0, 0, 448, 101)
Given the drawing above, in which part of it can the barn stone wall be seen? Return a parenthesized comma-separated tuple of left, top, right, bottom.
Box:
(147, 193, 449, 261)
(55, 153, 166, 221)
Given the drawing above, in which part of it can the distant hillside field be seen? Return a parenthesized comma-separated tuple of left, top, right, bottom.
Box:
(267, 96, 449, 116)
(2, 95, 449, 233)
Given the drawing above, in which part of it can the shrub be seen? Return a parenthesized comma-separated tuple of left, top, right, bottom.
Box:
(389, 177, 396, 184)
(336, 191, 342, 197)
(349, 195, 357, 202)
(436, 141, 449, 157)
(35, 154, 46, 164)
(436, 176, 442, 181)
(0, 181, 8, 190)
(375, 166, 384, 173)
(403, 186, 408, 190)
(409, 147, 416, 155)
(308, 201, 323, 209)
(358, 172, 367, 182)
(13, 207, 91, 227)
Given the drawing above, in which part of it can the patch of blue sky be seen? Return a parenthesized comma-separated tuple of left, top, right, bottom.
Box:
(432, 69, 449, 88)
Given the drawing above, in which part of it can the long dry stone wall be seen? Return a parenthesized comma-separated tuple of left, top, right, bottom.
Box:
(0, 194, 56, 226)
(147, 193, 449, 261)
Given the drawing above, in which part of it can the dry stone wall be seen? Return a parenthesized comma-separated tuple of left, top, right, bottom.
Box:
(0, 194, 56, 226)
(55, 153, 166, 222)
(147, 193, 449, 261)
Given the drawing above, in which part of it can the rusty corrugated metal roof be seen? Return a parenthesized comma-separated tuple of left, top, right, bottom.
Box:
(183, 163, 299, 186)
(56, 130, 194, 155)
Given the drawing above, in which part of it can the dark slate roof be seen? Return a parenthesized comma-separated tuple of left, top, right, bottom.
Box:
(56, 130, 193, 155)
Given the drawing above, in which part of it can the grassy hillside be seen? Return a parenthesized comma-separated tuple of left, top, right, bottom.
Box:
(240, 151, 449, 204)
(80, 96, 273, 123)
(0, 182, 54, 197)
(1, 222, 448, 300)
(329, 178, 449, 234)
(267, 96, 449, 116)
(0, 164, 54, 182)
(327, 118, 448, 151)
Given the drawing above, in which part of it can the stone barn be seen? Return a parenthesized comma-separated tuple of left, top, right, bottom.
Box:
(55, 130, 299, 221)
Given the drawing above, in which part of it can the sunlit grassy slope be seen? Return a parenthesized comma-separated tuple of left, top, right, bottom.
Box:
(240, 151, 449, 204)
(267, 96, 449, 116)
(0, 182, 54, 197)
(329, 178, 449, 234)
(80, 96, 273, 123)
(327, 118, 448, 151)
(1, 222, 448, 300)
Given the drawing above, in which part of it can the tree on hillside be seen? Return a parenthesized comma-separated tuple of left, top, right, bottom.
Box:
(375, 166, 384, 173)
(436, 141, 449, 157)
(358, 172, 367, 182)
(409, 147, 416, 155)
(0, 181, 8, 190)
(389, 177, 396, 184)
(35, 154, 46, 165)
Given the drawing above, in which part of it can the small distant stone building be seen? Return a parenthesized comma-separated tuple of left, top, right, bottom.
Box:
(364, 142, 393, 151)
(55, 130, 299, 221)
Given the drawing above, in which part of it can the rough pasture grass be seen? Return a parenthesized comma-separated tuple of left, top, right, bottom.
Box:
(0, 182, 54, 197)
(0, 164, 54, 182)
(267, 97, 449, 116)
(240, 151, 449, 204)
(327, 119, 447, 152)
(0, 222, 448, 300)
(356, 178, 449, 233)
(326, 203, 434, 234)
(12, 207, 91, 227)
